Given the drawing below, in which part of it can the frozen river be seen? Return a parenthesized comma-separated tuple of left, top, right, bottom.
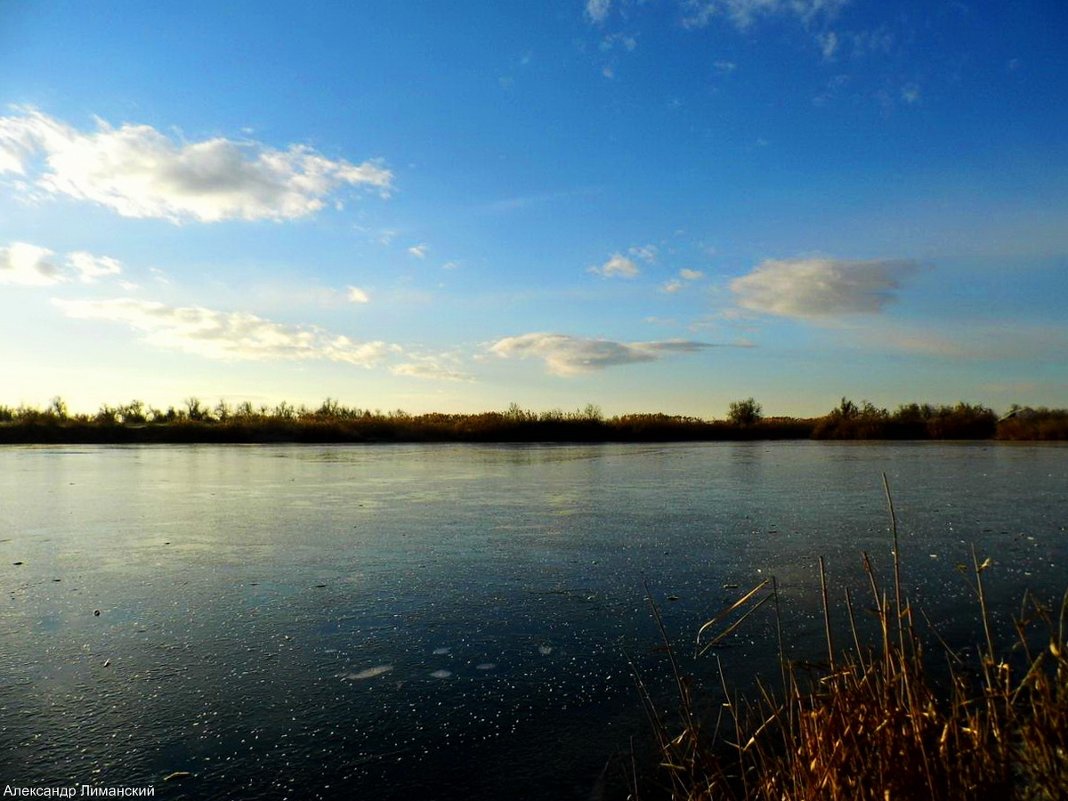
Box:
(1, 442, 1065, 799)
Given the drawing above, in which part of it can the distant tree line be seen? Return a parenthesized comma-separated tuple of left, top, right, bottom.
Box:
(812, 398, 999, 440)
(0, 395, 1064, 444)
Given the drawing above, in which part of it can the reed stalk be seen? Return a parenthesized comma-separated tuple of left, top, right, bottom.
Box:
(637, 483, 1068, 801)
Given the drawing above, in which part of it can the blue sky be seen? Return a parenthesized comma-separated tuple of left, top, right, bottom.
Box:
(1, 0, 1066, 417)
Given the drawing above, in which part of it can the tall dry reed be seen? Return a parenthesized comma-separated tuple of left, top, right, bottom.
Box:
(634, 476, 1068, 801)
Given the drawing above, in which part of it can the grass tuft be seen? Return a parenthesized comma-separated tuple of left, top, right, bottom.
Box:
(635, 477, 1068, 801)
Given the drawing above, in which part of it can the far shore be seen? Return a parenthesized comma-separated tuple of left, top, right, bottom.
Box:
(1, 397, 1065, 444)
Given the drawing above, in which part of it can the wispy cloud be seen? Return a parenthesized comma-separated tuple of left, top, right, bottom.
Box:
(476, 186, 601, 216)
(390, 354, 473, 382)
(588, 252, 640, 278)
(346, 286, 370, 304)
(628, 244, 658, 263)
(407, 243, 428, 259)
(813, 73, 850, 106)
(817, 30, 838, 59)
(52, 297, 397, 366)
(601, 32, 638, 51)
(901, 83, 921, 104)
(730, 257, 920, 318)
(849, 27, 894, 57)
(67, 251, 123, 282)
(661, 267, 704, 293)
(682, 0, 848, 30)
(0, 108, 392, 223)
(849, 321, 1068, 363)
(586, 0, 612, 24)
(490, 332, 716, 375)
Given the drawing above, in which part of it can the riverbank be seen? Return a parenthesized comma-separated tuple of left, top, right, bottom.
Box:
(1, 398, 1066, 443)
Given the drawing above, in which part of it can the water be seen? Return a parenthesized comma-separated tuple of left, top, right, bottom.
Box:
(1, 442, 1065, 799)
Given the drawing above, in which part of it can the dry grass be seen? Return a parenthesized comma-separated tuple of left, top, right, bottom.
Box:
(633, 476, 1068, 801)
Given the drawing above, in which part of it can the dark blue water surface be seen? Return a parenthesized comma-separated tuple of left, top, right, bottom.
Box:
(1, 443, 1065, 799)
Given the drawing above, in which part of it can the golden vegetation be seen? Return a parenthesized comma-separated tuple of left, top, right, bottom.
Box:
(634, 479, 1068, 801)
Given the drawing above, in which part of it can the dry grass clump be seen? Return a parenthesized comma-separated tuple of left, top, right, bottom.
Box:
(635, 477, 1068, 801)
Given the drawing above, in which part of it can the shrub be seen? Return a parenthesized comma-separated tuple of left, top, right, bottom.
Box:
(728, 398, 763, 427)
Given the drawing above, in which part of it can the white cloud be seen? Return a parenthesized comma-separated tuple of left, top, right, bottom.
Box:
(390, 357, 472, 382)
(901, 83, 921, 104)
(683, 0, 848, 30)
(714, 60, 738, 74)
(818, 30, 838, 59)
(730, 257, 919, 318)
(52, 297, 397, 366)
(586, 0, 611, 24)
(408, 244, 428, 258)
(588, 252, 640, 278)
(601, 32, 638, 52)
(0, 242, 64, 286)
(850, 28, 894, 57)
(2, 240, 128, 286)
(66, 251, 123, 282)
(346, 286, 370, 304)
(645, 315, 679, 326)
(628, 244, 658, 263)
(490, 332, 715, 375)
(662, 268, 704, 293)
(0, 108, 392, 223)
(0, 141, 23, 174)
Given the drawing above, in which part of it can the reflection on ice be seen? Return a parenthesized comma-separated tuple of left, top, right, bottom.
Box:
(475, 663, 496, 671)
(430, 669, 452, 678)
(432, 647, 450, 655)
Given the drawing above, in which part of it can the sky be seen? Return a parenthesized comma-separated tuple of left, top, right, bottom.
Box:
(1, 0, 1066, 418)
